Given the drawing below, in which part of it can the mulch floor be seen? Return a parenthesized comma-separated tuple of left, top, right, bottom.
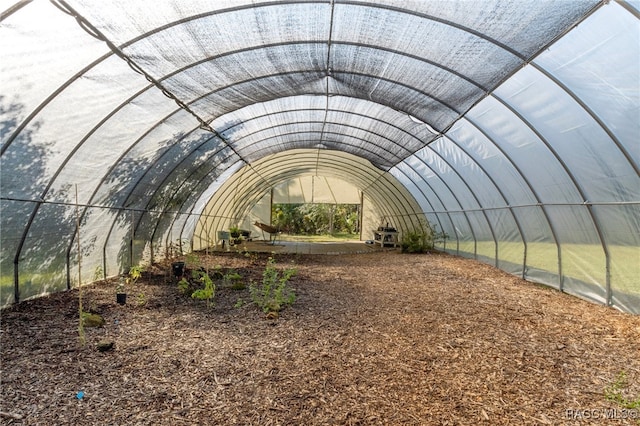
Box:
(1, 250, 639, 425)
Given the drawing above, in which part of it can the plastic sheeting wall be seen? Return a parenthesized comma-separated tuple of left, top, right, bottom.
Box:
(390, 2, 640, 312)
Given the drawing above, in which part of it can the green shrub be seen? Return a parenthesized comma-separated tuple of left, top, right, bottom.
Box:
(401, 230, 432, 253)
(177, 277, 191, 295)
(400, 220, 448, 253)
(249, 257, 296, 313)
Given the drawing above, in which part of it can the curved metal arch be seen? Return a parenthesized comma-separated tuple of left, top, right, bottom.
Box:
(177, 67, 460, 128)
(2, 20, 457, 155)
(65, 118, 223, 271)
(149, 39, 487, 99)
(123, 1, 517, 58)
(450, 117, 563, 282)
(437, 135, 528, 272)
(4, 18, 501, 286)
(425, 140, 520, 266)
(492, 92, 611, 301)
(0, 48, 114, 155)
(414, 143, 500, 262)
(160, 157, 245, 254)
(67, 120, 217, 248)
(60, 98, 424, 271)
(219, 115, 422, 156)
(139, 98, 432, 258)
(3, 32, 471, 170)
(85, 1, 527, 133)
(220, 165, 410, 240)
(395, 148, 480, 257)
(11, 75, 161, 294)
(289, 156, 420, 233)
(389, 164, 460, 253)
(2, 0, 599, 170)
(530, 62, 639, 177)
(240, 133, 400, 174)
(215, 153, 410, 219)
(228, 125, 413, 166)
(337, 0, 525, 59)
(617, 0, 640, 18)
(83, 91, 436, 243)
(143, 148, 239, 260)
(104, 132, 228, 271)
(194, 151, 419, 244)
(110, 0, 525, 68)
(0, 0, 33, 21)
(12, 66, 452, 283)
(193, 164, 362, 244)
(64, 0, 595, 148)
(214, 100, 436, 146)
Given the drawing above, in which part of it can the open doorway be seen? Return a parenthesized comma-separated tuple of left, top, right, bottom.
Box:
(271, 203, 360, 242)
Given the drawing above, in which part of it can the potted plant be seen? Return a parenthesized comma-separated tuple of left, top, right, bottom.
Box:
(116, 265, 144, 305)
(229, 225, 240, 239)
(229, 225, 241, 245)
(116, 276, 127, 305)
(171, 261, 185, 278)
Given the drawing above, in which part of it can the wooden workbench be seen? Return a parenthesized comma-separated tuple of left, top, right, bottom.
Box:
(373, 230, 399, 248)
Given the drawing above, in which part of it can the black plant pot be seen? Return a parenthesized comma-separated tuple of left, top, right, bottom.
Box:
(172, 261, 185, 277)
(116, 293, 127, 305)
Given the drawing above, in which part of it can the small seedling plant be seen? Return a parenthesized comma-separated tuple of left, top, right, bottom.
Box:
(223, 270, 245, 290)
(191, 269, 215, 307)
(178, 267, 216, 307)
(249, 257, 296, 313)
(128, 265, 144, 285)
(605, 371, 640, 409)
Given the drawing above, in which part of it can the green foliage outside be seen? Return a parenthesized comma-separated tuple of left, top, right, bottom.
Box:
(249, 257, 296, 313)
(272, 203, 359, 235)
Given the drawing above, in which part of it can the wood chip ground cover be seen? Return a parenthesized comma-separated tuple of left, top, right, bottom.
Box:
(1, 251, 639, 425)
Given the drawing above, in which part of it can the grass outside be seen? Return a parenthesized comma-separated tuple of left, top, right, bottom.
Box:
(278, 232, 361, 242)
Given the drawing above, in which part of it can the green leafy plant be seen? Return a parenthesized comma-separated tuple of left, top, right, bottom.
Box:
(136, 292, 146, 306)
(116, 276, 125, 294)
(211, 264, 224, 279)
(128, 265, 144, 285)
(605, 371, 640, 409)
(400, 220, 448, 253)
(223, 270, 245, 290)
(177, 277, 191, 295)
(401, 229, 431, 253)
(191, 270, 215, 307)
(249, 257, 296, 313)
(234, 298, 245, 308)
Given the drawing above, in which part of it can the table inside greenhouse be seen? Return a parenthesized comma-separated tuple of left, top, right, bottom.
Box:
(373, 230, 399, 248)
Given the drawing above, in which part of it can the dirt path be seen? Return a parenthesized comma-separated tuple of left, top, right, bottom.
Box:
(2, 251, 639, 425)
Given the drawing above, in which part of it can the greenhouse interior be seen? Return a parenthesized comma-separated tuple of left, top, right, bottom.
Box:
(1, 0, 640, 424)
(2, 0, 638, 313)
